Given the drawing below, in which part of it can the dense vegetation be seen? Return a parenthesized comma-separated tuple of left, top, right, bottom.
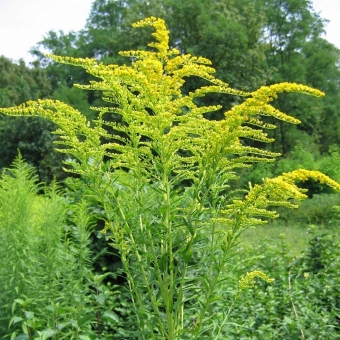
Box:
(0, 0, 340, 338)
(1, 156, 339, 338)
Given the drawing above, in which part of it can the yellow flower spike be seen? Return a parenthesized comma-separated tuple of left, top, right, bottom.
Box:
(238, 270, 275, 291)
(282, 169, 340, 191)
(131, 17, 169, 58)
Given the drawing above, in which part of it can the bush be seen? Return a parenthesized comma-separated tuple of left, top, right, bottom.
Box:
(276, 193, 340, 226)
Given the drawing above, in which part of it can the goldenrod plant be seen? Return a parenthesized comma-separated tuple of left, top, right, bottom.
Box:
(1, 17, 340, 339)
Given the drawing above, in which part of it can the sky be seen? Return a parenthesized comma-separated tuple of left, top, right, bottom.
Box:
(312, 0, 340, 48)
(0, 0, 339, 64)
(0, 0, 94, 63)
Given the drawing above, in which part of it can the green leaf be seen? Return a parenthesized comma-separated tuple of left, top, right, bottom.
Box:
(102, 311, 120, 323)
(13, 299, 24, 306)
(95, 293, 107, 305)
(9, 316, 23, 327)
(21, 322, 28, 334)
(159, 253, 168, 272)
(56, 322, 69, 331)
(77, 315, 94, 327)
(24, 311, 34, 320)
(14, 335, 29, 340)
(284, 316, 293, 324)
(40, 329, 59, 338)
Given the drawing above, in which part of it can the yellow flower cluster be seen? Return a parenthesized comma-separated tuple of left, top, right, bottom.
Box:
(282, 169, 340, 191)
(225, 82, 324, 127)
(253, 83, 324, 102)
(239, 270, 275, 291)
(46, 54, 97, 67)
(132, 17, 169, 58)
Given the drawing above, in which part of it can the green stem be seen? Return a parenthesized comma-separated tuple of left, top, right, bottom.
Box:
(192, 250, 228, 339)
(175, 261, 188, 336)
(214, 292, 239, 339)
(129, 230, 169, 337)
(120, 256, 153, 340)
(117, 203, 167, 339)
(146, 225, 177, 338)
(163, 172, 175, 339)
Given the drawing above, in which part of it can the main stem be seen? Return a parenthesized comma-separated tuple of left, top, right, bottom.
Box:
(163, 170, 175, 339)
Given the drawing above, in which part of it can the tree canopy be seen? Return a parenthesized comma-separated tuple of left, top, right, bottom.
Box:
(0, 56, 65, 182)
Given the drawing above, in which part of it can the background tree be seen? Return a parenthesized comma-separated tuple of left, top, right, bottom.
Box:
(0, 56, 65, 182)
(254, 0, 340, 156)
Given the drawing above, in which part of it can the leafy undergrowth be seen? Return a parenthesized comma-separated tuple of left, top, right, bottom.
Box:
(0, 156, 339, 339)
(225, 227, 340, 339)
(0, 155, 134, 340)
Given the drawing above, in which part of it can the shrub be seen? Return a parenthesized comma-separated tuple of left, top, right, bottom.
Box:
(276, 193, 340, 226)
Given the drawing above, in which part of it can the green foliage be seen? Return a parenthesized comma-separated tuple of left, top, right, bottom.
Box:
(0, 56, 65, 182)
(223, 230, 340, 338)
(52, 84, 97, 121)
(254, 0, 340, 155)
(0, 155, 129, 339)
(0, 56, 51, 106)
(1, 17, 339, 339)
(0, 154, 63, 335)
(279, 193, 340, 226)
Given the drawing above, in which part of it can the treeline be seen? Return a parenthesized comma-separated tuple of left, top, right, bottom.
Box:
(1, 0, 340, 194)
